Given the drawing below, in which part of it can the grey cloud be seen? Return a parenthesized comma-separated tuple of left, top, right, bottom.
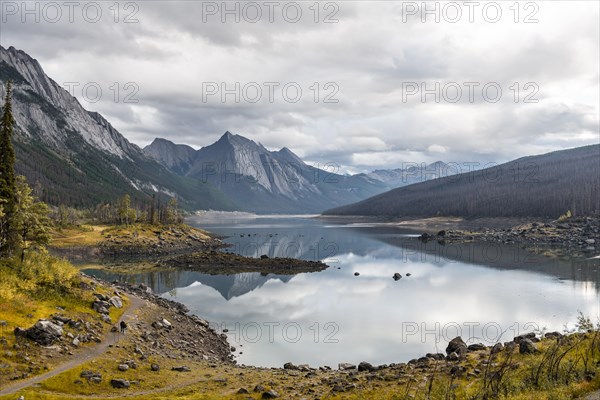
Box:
(0, 0, 597, 172)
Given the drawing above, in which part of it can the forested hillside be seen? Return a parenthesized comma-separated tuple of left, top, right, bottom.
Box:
(323, 145, 600, 218)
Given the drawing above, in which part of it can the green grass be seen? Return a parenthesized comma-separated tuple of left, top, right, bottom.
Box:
(0, 251, 128, 388)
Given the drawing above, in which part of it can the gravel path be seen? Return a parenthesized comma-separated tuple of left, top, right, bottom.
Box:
(0, 295, 146, 396)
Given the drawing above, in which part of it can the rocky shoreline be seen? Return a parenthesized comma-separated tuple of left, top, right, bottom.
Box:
(161, 251, 329, 275)
(417, 215, 599, 260)
(51, 223, 330, 276)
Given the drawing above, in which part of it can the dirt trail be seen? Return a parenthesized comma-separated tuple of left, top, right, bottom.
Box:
(0, 295, 146, 396)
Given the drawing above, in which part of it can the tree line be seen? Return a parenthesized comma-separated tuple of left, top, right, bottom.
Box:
(51, 195, 183, 227)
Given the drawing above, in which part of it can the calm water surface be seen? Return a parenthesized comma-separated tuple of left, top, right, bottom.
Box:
(86, 213, 600, 368)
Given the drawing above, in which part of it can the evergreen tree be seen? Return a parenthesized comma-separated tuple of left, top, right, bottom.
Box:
(0, 81, 16, 256)
(0, 199, 5, 250)
(13, 176, 51, 262)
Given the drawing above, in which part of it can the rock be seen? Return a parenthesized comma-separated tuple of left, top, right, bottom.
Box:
(72, 338, 80, 347)
(110, 379, 130, 389)
(260, 254, 269, 259)
(358, 361, 375, 372)
(262, 390, 280, 398)
(406, 273, 412, 277)
(172, 366, 191, 372)
(237, 388, 249, 394)
(108, 296, 123, 309)
(14, 327, 27, 337)
(514, 332, 536, 343)
(505, 342, 517, 352)
(437, 230, 446, 237)
(254, 384, 266, 392)
(586, 239, 596, 244)
(393, 273, 402, 281)
(283, 362, 298, 370)
(151, 321, 164, 329)
(161, 318, 172, 329)
(80, 370, 101, 380)
(519, 339, 537, 354)
(22, 320, 63, 345)
(53, 315, 71, 324)
(338, 363, 356, 370)
(447, 352, 460, 361)
(491, 342, 504, 354)
(446, 336, 468, 356)
(426, 353, 445, 360)
(93, 293, 109, 301)
(419, 233, 431, 241)
(151, 364, 160, 371)
(354, 272, 360, 276)
(124, 360, 137, 369)
(298, 364, 310, 371)
(92, 300, 110, 314)
(118, 364, 129, 372)
(467, 343, 486, 352)
(544, 331, 563, 339)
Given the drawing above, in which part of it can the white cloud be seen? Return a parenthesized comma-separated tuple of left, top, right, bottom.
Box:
(1, 0, 598, 171)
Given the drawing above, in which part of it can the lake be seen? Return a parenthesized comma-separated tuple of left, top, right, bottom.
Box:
(85, 213, 600, 368)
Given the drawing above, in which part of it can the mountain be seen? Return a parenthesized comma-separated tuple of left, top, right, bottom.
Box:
(0, 45, 235, 210)
(144, 138, 197, 175)
(323, 145, 600, 218)
(367, 161, 451, 187)
(145, 133, 390, 213)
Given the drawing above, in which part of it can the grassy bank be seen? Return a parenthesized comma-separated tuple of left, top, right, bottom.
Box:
(0, 251, 128, 388)
(4, 328, 600, 399)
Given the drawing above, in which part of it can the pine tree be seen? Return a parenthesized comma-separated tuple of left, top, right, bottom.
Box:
(13, 176, 51, 262)
(0, 81, 16, 256)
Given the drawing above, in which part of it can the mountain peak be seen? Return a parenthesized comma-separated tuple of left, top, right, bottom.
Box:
(216, 131, 255, 148)
(150, 137, 176, 146)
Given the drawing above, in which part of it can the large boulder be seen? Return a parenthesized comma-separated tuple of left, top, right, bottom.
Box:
(446, 336, 468, 356)
(358, 361, 375, 372)
(19, 320, 63, 345)
(108, 296, 123, 309)
(519, 339, 537, 354)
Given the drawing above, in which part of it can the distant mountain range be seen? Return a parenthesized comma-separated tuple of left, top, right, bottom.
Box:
(324, 145, 600, 218)
(0, 45, 452, 213)
(144, 134, 452, 213)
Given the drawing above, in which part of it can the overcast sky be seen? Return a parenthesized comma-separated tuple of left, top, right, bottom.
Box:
(1, 1, 598, 172)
